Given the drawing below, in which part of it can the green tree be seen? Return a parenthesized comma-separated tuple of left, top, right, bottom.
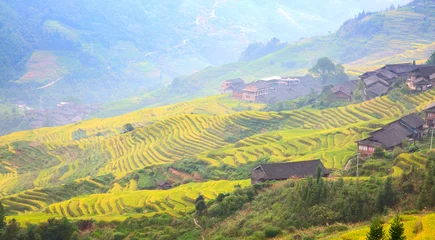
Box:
(195, 195, 207, 215)
(309, 57, 348, 84)
(427, 52, 435, 65)
(1, 219, 24, 240)
(38, 217, 76, 240)
(383, 177, 396, 207)
(388, 215, 406, 240)
(0, 201, 5, 230)
(316, 166, 322, 183)
(373, 147, 385, 158)
(367, 216, 385, 240)
(122, 123, 135, 133)
(309, 57, 336, 83)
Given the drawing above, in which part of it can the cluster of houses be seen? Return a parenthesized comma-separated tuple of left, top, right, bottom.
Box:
(357, 103, 435, 156)
(330, 63, 435, 101)
(221, 75, 318, 104)
(250, 103, 435, 184)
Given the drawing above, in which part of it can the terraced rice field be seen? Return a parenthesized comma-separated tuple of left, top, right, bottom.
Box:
(200, 125, 373, 169)
(331, 214, 434, 240)
(7, 180, 249, 223)
(2, 88, 435, 223)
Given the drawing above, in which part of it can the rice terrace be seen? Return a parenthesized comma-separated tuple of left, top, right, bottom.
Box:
(3, 0, 435, 239)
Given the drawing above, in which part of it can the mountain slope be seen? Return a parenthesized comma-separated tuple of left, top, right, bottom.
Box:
(0, 0, 412, 107)
(132, 0, 435, 108)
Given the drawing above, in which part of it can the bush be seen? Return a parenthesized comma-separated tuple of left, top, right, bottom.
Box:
(264, 226, 281, 238)
(113, 232, 126, 240)
(324, 223, 349, 234)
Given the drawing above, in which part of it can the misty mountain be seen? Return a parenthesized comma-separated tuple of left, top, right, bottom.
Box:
(0, 0, 411, 105)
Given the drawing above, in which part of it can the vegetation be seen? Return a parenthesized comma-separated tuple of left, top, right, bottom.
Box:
(426, 51, 435, 65)
(388, 215, 406, 240)
(308, 57, 349, 84)
(367, 216, 385, 240)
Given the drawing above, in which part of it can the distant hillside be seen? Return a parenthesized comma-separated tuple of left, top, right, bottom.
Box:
(116, 0, 435, 113)
(0, 0, 412, 110)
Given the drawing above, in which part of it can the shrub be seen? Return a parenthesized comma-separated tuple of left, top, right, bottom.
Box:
(113, 232, 126, 240)
(325, 223, 349, 234)
(264, 226, 281, 238)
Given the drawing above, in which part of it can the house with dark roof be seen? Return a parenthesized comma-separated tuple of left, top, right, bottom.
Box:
(366, 82, 389, 99)
(357, 113, 425, 156)
(424, 102, 435, 127)
(331, 80, 358, 101)
(381, 63, 419, 77)
(407, 66, 435, 91)
(251, 160, 329, 184)
(360, 63, 419, 99)
(221, 78, 246, 94)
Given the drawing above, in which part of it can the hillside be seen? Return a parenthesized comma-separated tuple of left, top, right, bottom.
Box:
(1, 78, 435, 227)
(0, 1, 403, 100)
(99, 0, 435, 115)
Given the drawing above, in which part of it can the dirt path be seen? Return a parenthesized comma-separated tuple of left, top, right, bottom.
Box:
(194, 218, 205, 240)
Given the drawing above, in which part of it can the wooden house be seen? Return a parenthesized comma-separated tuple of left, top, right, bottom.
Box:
(242, 81, 269, 102)
(331, 80, 358, 101)
(424, 102, 435, 128)
(251, 160, 329, 185)
(357, 113, 425, 156)
(360, 63, 418, 98)
(407, 66, 435, 91)
(221, 78, 245, 94)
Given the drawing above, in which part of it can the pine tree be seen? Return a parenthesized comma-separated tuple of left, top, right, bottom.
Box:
(367, 216, 384, 240)
(383, 177, 396, 207)
(0, 201, 5, 230)
(388, 215, 406, 240)
(427, 52, 435, 65)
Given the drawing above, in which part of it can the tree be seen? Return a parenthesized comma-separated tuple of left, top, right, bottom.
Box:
(309, 57, 336, 83)
(195, 195, 207, 215)
(388, 215, 406, 240)
(122, 123, 134, 133)
(373, 147, 385, 158)
(0, 201, 5, 230)
(367, 216, 385, 240)
(309, 57, 348, 84)
(38, 217, 76, 240)
(316, 166, 322, 183)
(383, 177, 396, 207)
(427, 52, 435, 65)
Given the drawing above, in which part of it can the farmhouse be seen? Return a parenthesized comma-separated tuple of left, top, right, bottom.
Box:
(222, 75, 319, 104)
(424, 102, 435, 127)
(357, 113, 425, 155)
(360, 63, 419, 98)
(251, 160, 329, 185)
(242, 81, 269, 102)
(221, 78, 246, 93)
(407, 66, 435, 91)
(330, 80, 358, 101)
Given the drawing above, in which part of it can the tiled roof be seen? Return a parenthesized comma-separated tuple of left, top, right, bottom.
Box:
(367, 82, 389, 96)
(252, 160, 329, 180)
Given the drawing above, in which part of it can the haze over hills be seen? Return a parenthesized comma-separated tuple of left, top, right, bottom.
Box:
(97, 0, 435, 116)
(4, 1, 435, 239)
(0, 0, 410, 105)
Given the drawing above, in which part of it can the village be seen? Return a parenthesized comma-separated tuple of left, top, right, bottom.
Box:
(221, 63, 435, 103)
(246, 63, 435, 185)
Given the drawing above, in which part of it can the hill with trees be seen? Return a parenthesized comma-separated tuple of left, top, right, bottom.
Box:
(99, 0, 435, 116)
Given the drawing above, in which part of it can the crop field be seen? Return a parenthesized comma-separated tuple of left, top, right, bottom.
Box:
(330, 214, 435, 240)
(6, 180, 249, 223)
(2, 87, 435, 223)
